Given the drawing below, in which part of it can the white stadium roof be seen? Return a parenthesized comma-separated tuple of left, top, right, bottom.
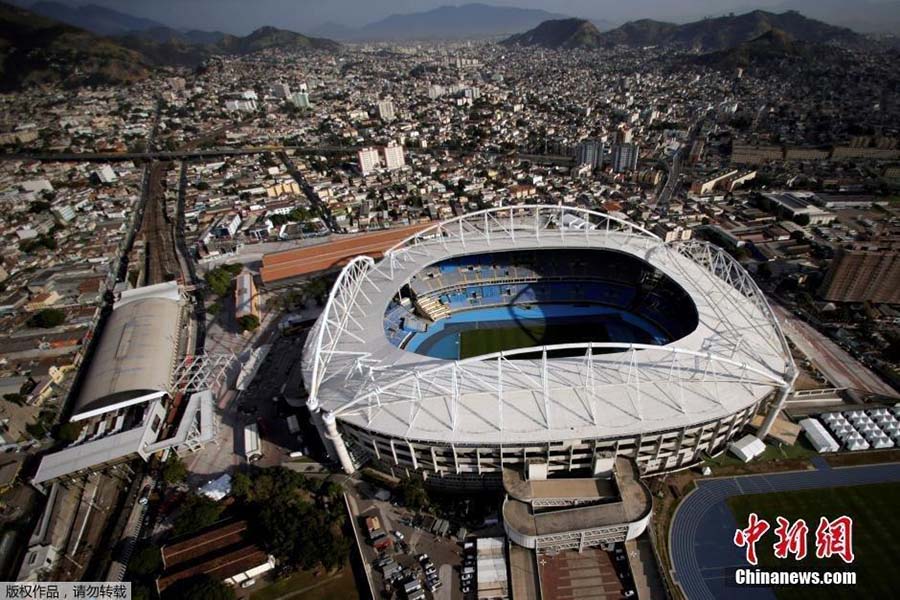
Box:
(303, 206, 794, 445)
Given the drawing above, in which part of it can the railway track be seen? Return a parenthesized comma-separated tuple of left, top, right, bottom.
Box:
(141, 162, 180, 285)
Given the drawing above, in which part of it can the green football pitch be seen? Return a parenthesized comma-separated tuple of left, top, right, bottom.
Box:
(726, 481, 900, 600)
(457, 320, 609, 359)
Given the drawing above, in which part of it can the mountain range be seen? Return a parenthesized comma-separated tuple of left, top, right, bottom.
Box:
(686, 27, 858, 77)
(28, 1, 163, 35)
(502, 18, 606, 49)
(0, 2, 150, 90)
(119, 25, 339, 67)
(0, 2, 340, 89)
(310, 4, 600, 41)
(502, 10, 866, 51)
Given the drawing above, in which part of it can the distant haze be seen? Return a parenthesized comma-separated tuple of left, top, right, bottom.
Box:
(13, 0, 900, 35)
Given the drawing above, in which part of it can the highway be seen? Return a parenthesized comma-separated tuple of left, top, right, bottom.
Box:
(655, 116, 704, 214)
(277, 151, 341, 232)
(0, 143, 579, 166)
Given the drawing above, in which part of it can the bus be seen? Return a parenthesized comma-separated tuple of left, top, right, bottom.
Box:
(244, 423, 262, 461)
(286, 414, 301, 435)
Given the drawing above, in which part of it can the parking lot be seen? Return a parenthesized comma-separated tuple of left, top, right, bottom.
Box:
(348, 482, 486, 600)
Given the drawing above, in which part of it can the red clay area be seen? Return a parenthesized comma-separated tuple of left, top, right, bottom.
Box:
(260, 223, 433, 283)
(538, 548, 626, 600)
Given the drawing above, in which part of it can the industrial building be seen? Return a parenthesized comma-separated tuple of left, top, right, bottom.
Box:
(32, 282, 225, 485)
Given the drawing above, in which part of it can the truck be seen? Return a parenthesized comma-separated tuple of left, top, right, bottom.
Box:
(243, 423, 262, 461)
(365, 515, 392, 550)
(286, 414, 301, 434)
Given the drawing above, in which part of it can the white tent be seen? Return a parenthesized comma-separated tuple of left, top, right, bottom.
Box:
(871, 437, 894, 449)
(729, 435, 766, 463)
(845, 437, 870, 451)
(800, 419, 840, 453)
(834, 425, 854, 439)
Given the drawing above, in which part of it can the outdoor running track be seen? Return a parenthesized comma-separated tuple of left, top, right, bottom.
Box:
(669, 460, 900, 600)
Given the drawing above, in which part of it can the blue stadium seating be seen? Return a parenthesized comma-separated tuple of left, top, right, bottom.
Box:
(393, 248, 698, 347)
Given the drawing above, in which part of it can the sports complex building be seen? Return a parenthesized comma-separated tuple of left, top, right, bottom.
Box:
(303, 205, 796, 488)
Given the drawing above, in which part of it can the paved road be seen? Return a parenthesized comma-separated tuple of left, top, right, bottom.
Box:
(669, 462, 900, 600)
(772, 304, 897, 398)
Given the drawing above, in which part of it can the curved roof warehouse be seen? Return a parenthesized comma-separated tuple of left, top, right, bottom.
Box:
(71, 282, 183, 422)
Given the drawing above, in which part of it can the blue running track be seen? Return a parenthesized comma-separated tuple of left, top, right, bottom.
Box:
(669, 462, 900, 600)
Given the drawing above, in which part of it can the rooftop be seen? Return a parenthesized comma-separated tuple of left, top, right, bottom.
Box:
(72, 282, 182, 421)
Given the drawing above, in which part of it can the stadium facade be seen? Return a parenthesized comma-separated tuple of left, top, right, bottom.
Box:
(303, 206, 796, 488)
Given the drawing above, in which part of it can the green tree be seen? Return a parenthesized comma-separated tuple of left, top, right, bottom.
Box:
(3, 393, 25, 405)
(230, 471, 253, 501)
(128, 545, 162, 577)
(161, 455, 187, 485)
(172, 495, 224, 537)
(399, 477, 428, 511)
(28, 308, 66, 328)
(162, 575, 235, 600)
(204, 268, 232, 297)
(237, 314, 260, 332)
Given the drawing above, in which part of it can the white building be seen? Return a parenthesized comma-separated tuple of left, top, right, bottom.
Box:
(92, 165, 118, 184)
(382, 144, 405, 171)
(214, 214, 242, 238)
(225, 99, 257, 113)
(800, 418, 840, 453)
(357, 147, 381, 175)
(377, 100, 395, 122)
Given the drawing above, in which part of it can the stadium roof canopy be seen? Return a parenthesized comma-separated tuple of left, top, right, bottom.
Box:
(303, 205, 795, 445)
(71, 281, 182, 422)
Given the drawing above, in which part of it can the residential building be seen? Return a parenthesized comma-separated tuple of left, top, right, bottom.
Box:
(575, 139, 605, 170)
(357, 147, 381, 175)
(819, 244, 900, 304)
(377, 100, 395, 122)
(383, 144, 405, 171)
(612, 143, 639, 173)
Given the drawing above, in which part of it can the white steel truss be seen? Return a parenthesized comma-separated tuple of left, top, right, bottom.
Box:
(172, 352, 236, 395)
(334, 342, 788, 431)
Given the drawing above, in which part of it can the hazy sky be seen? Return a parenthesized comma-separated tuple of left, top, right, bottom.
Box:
(23, 0, 893, 34)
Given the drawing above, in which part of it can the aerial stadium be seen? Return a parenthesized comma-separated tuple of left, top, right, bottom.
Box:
(302, 205, 796, 488)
